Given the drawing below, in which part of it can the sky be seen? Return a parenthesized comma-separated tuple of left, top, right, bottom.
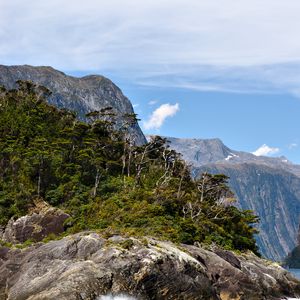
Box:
(0, 0, 300, 163)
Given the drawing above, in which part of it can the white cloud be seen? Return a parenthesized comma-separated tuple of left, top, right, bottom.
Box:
(2, 1, 300, 94)
(148, 100, 158, 105)
(143, 103, 179, 130)
(252, 144, 280, 156)
(288, 143, 298, 149)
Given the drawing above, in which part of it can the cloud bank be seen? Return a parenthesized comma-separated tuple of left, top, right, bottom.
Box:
(252, 144, 280, 156)
(143, 103, 179, 130)
(2, 1, 300, 94)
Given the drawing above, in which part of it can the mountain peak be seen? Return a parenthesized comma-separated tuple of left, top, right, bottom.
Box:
(165, 136, 300, 175)
(164, 136, 234, 165)
(0, 64, 146, 145)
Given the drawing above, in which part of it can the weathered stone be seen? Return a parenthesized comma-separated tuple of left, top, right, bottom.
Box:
(214, 248, 241, 269)
(2, 206, 69, 244)
(0, 233, 299, 300)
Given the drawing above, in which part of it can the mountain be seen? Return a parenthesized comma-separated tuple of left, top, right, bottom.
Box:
(0, 85, 260, 255)
(166, 136, 300, 177)
(166, 136, 300, 261)
(1, 65, 300, 297)
(1, 64, 298, 262)
(0, 64, 146, 145)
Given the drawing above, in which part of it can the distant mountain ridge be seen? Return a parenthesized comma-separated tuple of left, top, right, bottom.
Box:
(165, 136, 300, 177)
(165, 136, 300, 261)
(0, 64, 146, 145)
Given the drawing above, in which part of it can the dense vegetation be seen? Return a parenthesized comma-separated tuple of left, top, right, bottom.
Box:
(0, 81, 259, 253)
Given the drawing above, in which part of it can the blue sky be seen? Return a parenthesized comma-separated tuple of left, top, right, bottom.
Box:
(0, 0, 300, 163)
(105, 77, 300, 163)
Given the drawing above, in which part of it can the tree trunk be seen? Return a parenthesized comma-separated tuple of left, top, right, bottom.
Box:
(93, 168, 100, 197)
(37, 168, 41, 197)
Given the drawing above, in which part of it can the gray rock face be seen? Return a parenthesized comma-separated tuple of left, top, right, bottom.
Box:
(0, 65, 146, 145)
(2, 203, 69, 244)
(0, 232, 299, 300)
(166, 136, 300, 261)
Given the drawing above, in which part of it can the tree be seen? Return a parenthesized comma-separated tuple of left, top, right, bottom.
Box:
(0, 83, 260, 255)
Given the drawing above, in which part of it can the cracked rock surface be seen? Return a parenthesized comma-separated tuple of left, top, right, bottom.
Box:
(1, 204, 69, 244)
(0, 232, 299, 300)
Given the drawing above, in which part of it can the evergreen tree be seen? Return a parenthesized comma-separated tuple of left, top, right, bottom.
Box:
(0, 82, 260, 255)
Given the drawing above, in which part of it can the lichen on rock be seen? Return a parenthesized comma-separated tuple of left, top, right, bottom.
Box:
(1, 202, 69, 244)
(0, 233, 299, 300)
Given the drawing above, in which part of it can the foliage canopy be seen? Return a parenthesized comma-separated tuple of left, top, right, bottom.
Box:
(0, 81, 259, 254)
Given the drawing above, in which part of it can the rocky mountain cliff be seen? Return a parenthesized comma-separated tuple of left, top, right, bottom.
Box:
(0, 65, 146, 145)
(1, 232, 299, 300)
(166, 137, 300, 261)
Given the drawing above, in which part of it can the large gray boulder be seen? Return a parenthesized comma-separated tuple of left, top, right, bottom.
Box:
(0, 232, 299, 300)
(1, 202, 69, 244)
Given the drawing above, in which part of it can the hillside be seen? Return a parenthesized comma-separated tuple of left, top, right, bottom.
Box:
(195, 163, 300, 261)
(0, 64, 146, 145)
(0, 82, 259, 253)
(166, 136, 300, 261)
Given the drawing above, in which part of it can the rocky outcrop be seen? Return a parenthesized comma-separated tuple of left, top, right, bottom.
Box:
(0, 65, 146, 145)
(166, 136, 300, 261)
(0, 232, 299, 300)
(1, 201, 69, 244)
